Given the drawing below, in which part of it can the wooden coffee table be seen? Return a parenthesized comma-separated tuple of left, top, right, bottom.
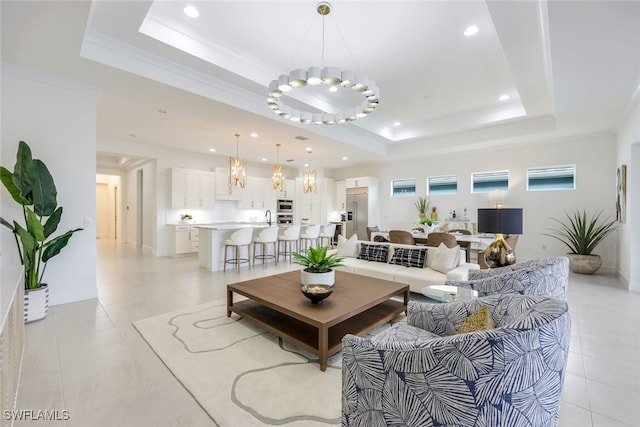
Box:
(227, 270, 409, 371)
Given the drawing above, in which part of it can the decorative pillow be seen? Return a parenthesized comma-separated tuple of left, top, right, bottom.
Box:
(336, 234, 359, 258)
(456, 306, 496, 334)
(430, 243, 460, 273)
(358, 243, 390, 263)
(390, 247, 427, 268)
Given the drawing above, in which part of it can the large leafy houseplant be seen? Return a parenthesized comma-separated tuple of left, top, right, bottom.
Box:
(293, 246, 344, 273)
(544, 210, 617, 274)
(544, 210, 617, 255)
(0, 141, 82, 290)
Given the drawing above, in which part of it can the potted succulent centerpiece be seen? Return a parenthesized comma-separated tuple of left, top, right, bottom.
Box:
(544, 209, 617, 274)
(293, 246, 344, 287)
(0, 141, 83, 322)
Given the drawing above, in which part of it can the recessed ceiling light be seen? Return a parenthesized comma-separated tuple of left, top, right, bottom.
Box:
(208, 148, 216, 152)
(250, 132, 258, 138)
(341, 156, 348, 161)
(261, 158, 268, 162)
(183, 5, 199, 18)
(304, 163, 309, 167)
(464, 25, 479, 37)
(499, 94, 510, 101)
(156, 108, 167, 114)
(329, 86, 338, 93)
(128, 133, 136, 138)
(305, 147, 312, 153)
(393, 121, 400, 127)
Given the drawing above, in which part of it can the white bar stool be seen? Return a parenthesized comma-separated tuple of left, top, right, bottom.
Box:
(277, 225, 301, 264)
(252, 225, 279, 267)
(299, 224, 320, 253)
(318, 223, 337, 248)
(223, 228, 253, 272)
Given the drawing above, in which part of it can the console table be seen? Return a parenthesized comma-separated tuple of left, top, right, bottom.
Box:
(1, 266, 25, 425)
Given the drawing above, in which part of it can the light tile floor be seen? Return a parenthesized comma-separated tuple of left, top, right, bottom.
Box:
(13, 240, 640, 426)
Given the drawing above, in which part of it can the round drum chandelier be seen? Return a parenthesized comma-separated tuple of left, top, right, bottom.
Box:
(266, 2, 380, 125)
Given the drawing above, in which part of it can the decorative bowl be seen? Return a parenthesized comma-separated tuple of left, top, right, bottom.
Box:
(301, 284, 333, 304)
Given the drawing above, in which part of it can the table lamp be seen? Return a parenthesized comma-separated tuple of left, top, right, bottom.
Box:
(477, 208, 523, 268)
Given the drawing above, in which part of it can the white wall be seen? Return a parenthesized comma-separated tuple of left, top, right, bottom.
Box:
(1, 64, 98, 305)
(616, 100, 640, 290)
(329, 132, 619, 271)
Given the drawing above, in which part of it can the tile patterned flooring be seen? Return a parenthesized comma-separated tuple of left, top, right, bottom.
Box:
(13, 240, 640, 426)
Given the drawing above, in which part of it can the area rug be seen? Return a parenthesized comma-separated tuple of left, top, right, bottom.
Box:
(133, 299, 404, 426)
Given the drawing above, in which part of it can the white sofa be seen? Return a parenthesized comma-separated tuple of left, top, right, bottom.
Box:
(330, 240, 479, 294)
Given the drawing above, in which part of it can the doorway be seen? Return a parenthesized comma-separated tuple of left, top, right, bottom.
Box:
(95, 174, 121, 240)
(137, 169, 144, 248)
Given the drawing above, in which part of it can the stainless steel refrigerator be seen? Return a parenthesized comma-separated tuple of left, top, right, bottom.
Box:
(346, 189, 368, 240)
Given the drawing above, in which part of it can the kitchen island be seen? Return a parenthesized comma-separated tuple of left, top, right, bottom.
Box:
(197, 223, 270, 272)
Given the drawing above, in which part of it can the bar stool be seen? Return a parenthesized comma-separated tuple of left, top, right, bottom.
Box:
(299, 224, 320, 253)
(318, 223, 337, 248)
(252, 225, 279, 267)
(223, 228, 253, 272)
(277, 225, 301, 264)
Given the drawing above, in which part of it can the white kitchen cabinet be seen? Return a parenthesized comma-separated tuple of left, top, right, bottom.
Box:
(282, 179, 296, 199)
(335, 180, 346, 211)
(345, 177, 371, 188)
(239, 176, 271, 210)
(296, 178, 335, 225)
(171, 168, 215, 208)
(169, 225, 199, 256)
(215, 167, 242, 200)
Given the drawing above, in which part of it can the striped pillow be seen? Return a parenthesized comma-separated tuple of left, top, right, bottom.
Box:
(390, 247, 427, 268)
(358, 243, 390, 263)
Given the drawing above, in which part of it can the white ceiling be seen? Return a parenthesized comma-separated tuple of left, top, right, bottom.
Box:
(1, 1, 639, 170)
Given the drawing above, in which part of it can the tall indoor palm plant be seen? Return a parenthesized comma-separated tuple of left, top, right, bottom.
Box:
(1, 141, 82, 295)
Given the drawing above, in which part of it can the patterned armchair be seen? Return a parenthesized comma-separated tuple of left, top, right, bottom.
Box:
(342, 294, 571, 427)
(445, 256, 569, 300)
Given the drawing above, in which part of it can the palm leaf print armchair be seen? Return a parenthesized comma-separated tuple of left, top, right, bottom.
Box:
(342, 294, 571, 427)
(446, 256, 570, 300)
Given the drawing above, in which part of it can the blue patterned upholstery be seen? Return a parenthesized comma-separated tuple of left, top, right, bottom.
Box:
(342, 295, 571, 427)
(446, 256, 569, 300)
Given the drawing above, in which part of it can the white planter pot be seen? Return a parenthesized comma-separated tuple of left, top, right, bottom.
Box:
(24, 284, 49, 323)
(301, 269, 335, 287)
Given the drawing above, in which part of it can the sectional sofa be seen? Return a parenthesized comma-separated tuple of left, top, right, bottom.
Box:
(330, 239, 479, 294)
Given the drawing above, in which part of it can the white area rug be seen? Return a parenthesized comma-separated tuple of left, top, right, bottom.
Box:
(134, 300, 351, 426)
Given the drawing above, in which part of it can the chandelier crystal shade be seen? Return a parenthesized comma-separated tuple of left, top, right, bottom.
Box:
(272, 143, 284, 191)
(228, 133, 247, 188)
(266, 2, 379, 125)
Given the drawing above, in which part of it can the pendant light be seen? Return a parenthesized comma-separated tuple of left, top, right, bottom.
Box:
(303, 148, 317, 193)
(272, 143, 284, 191)
(228, 133, 247, 188)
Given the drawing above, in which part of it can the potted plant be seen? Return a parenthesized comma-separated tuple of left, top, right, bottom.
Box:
(544, 209, 617, 274)
(180, 213, 193, 224)
(0, 141, 83, 322)
(293, 246, 344, 286)
(414, 196, 430, 220)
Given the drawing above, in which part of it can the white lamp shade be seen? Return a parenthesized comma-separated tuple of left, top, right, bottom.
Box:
(289, 69, 307, 88)
(322, 67, 341, 85)
(278, 74, 291, 92)
(307, 66, 322, 85)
